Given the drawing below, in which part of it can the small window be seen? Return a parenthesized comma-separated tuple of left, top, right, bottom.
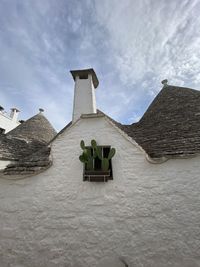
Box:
(0, 127, 5, 134)
(83, 146, 113, 182)
(79, 74, 88, 79)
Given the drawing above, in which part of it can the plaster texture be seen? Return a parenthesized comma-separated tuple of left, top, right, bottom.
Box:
(0, 116, 200, 267)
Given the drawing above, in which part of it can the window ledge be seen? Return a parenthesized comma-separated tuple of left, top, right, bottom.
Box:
(84, 170, 112, 182)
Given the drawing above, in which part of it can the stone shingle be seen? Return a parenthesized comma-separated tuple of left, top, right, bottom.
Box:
(121, 85, 200, 158)
(4, 146, 52, 176)
(7, 112, 56, 143)
(1, 112, 56, 176)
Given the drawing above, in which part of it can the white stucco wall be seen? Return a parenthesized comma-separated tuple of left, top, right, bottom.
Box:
(0, 116, 200, 267)
(72, 75, 96, 122)
(0, 160, 12, 170)
(0, 112, 20, 133)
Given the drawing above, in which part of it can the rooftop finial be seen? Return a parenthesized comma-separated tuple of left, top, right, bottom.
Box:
(161, 79, 168, 87)
(39, 108, 44, 113)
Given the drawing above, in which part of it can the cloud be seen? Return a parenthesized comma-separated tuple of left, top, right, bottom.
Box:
(0, 0, 114, 130)
(92, 0, 200, 122)
(0, 0, 79, 130)
(94, 0, 200, 85)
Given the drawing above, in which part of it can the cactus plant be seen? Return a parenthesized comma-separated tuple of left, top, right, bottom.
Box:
(79, 140, 94, 170)
(91, 139, 97, 148)
(99, 147, 116, 171)
(93, 141, 116, 171)
(79, 139, 116, 172)
(80, 140, 85, 150)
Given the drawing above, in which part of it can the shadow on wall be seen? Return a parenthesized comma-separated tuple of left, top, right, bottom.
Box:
(97, 257, 128, 267)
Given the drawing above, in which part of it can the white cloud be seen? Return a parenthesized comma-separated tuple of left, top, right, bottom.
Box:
(94, 0, 200, 90)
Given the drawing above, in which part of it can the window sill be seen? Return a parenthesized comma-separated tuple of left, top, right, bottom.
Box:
(84, 170, 112, 182)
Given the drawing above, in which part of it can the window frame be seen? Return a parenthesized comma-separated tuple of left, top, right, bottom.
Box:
(83, 145, 113, 182)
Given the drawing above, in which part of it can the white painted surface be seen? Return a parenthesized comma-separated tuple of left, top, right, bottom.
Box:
(10, 108, 20, 122)
(97, 256, 126, 267)
(0, 160, 11, 170)
(72, 74, 97, 123)
(0, 111, 20, 133)
(0, 116, 200, 267)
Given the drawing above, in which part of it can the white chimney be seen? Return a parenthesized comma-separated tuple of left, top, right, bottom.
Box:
(10, 108, 20, 122)
(71, 68, 99, 123)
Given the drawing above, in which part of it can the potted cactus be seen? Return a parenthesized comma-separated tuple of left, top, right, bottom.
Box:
(79, 139, 116, 181)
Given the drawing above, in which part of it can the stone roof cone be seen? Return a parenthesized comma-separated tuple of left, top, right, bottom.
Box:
(7, 111, 57, 143)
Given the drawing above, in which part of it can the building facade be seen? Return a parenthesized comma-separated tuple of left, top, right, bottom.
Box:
(0, 69, 200, 267)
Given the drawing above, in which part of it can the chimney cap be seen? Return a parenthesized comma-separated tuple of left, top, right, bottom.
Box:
(70, 68, 99, 88)
(11, 107, 20, 112)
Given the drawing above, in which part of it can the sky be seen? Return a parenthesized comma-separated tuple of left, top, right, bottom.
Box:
(0, 0, 200, 131)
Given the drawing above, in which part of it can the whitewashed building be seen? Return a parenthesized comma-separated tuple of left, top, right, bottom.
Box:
(0, 106, 20, 133)
(0, 69, 200, 267)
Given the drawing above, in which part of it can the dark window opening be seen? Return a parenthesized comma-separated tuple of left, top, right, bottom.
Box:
(103, 147, 112, 171)
(79, 74, 88, 79)
(0, 127, 5, 134)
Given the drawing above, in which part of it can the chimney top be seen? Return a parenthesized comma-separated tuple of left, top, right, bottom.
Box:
(11, 107, 20, 112)
(70, 68, 99, 88)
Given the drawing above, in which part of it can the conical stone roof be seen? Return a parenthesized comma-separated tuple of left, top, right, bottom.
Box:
(122, 85, 200, 158)
(7, 112, 57, 144)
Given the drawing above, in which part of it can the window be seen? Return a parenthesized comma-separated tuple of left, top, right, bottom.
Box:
(0, 127, 5, 134)
(79, 74, 88, 79)
(83, 146, 113, 182)
(79, 139, 116, 183)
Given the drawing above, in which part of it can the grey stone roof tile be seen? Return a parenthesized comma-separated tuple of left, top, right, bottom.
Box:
(4, 146, 51, 176)
(120, 85, 200, 158)
(7, 112, 56, 143)
(0, 112, 56, 177)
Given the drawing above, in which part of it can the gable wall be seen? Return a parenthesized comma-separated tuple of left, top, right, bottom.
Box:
(0, 116, 199, 267)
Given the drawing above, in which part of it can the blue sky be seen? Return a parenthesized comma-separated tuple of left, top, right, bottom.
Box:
(0, 0, 200, 131)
